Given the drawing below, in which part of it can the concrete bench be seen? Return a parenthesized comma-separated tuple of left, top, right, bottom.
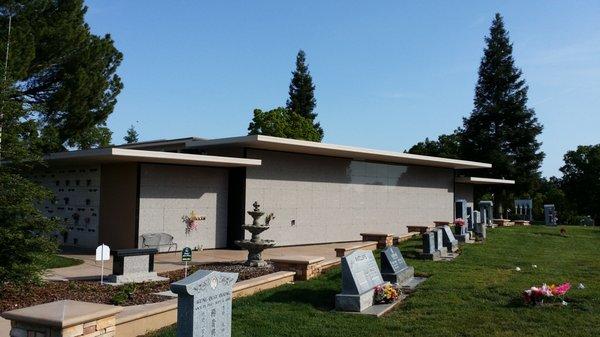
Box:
(334, 241, 378, 257)
(434, 221, 452, 227)
(271, 255, 325, 281)
(359, 233, 394, 249)
(393, 231, 420, 245)
(514, 220, 530, 226)
(406, 225, 432, 234)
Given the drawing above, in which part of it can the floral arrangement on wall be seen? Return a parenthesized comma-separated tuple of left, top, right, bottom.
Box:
(181, 210, 206, 235)
(373, 282, 400, 304)
(523, 283, 571, 306)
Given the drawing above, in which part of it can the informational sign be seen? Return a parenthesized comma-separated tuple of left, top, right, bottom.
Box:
(95, 244, 110, 261)
(95, 244, 110, 285)
(181, 247, 192, 262)
(182, 246, 192, 277)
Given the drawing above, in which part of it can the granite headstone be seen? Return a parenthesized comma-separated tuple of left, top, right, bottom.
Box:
(171, 270, 238, 337)
(380, 246, 414, 284)
(433, 228, 448, 258)
(421, 231, 441, 260)
(479, 201, 493, 226)
(441, 225, 459, 252)
(335, 250, 384, 312)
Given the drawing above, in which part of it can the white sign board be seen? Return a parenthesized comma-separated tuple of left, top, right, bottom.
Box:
(95, 244, 110, 261)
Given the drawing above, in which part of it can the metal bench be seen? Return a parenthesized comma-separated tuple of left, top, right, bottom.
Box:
(140, 233, 178, 252)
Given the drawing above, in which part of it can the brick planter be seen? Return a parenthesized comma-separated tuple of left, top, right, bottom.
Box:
(271, 256, 325, 281)
(2, 300, 122, 337)
(360, 233, 394, 249)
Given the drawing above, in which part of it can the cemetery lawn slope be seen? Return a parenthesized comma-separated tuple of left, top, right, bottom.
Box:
(148, 226, 600, 337)
(41, 255, 84, 269)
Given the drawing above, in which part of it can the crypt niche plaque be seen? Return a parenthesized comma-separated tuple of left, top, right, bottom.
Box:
(170, 270, 238, 337)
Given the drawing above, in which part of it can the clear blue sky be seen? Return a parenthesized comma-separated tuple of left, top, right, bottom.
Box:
(85, 1, 600, 177)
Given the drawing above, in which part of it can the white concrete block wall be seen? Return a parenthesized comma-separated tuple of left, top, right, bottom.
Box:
(138, 164, 228, 250)
(245, 149, 454, 246)
(455, 183, 475, 212)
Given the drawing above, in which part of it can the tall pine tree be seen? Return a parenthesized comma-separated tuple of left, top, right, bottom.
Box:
(461, 13, 544, 200)
(1, 0, 123, 152)
(286, 50, 323, 140)
(124, 125, 139, 144)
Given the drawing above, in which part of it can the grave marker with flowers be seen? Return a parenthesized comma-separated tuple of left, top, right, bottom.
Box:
(523, 283, 571, 306)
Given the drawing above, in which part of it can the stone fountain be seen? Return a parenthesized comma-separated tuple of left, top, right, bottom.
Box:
(235, 201, 276, 267)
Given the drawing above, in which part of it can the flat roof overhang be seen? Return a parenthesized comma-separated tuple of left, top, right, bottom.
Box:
(186, 135, 492, 170)
(455, 176, 516, 185)
(44, 148, 262, 167)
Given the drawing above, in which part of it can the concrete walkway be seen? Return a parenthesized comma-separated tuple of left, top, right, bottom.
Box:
(45, 241, 357, 281)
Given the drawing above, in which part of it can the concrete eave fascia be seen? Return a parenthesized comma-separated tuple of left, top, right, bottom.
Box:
(186, 135, 492, 170)
(455, 176, 516, 185)
(44, 148, 262, 168)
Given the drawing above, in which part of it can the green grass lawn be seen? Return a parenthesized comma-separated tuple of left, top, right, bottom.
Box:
(40, 254, 84, 269)
(149, 226, 600, 337)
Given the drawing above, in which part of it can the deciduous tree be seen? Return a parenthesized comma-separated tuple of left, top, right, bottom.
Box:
(560, 144, 600, 223)
(248, 107, 321, 142)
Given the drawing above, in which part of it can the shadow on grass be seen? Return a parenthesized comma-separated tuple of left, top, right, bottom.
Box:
(531, 232, 567, 238)
(262, 287, 336, 311)
(504, 295, 591, 312)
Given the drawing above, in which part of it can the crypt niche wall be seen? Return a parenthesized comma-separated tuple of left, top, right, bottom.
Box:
(32, 166, 101, 248)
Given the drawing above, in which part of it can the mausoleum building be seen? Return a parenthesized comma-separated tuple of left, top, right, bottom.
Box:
(34, 135, 513, 251)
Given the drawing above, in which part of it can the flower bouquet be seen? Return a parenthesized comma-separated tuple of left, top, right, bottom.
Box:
(454, 218, 466, 235)
(182, 210, 206, 235)
(523, 283, 571, 306)
(373, 282, 400, 304)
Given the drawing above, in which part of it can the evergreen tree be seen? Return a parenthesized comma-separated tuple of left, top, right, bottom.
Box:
(124, 125, 139, 144)
(1, 0, 123, 151)
(0, 0, 122, 287)
(286, 50, 323, 139)
(461, 13, 544, 199)
(0, 83, 59, 287)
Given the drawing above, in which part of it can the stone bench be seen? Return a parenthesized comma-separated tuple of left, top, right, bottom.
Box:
(108, 248, 168, 284)
(406, 225, 432, 234)
(271, 256, 325, 281)
(359, 233, 394, 249)
(393, 231, 420, 245)
(493, 219, 513, 227)
(514, 220, 530, 226)
(334, 241, 378, 257)
(434, 221, 452, 227)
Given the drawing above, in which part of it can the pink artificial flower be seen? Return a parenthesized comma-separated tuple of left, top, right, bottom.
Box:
(553, 283, 571, 296)
(454, 218, 465, 226)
